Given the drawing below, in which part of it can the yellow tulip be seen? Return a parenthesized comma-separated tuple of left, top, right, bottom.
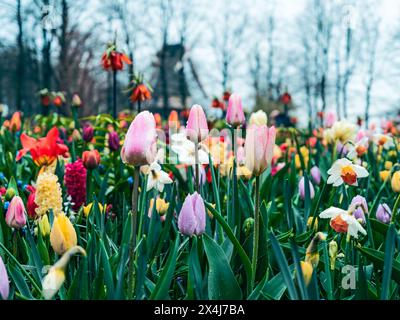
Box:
(380, 170, 390, 181)
(50, 214, 77, 255)
(385, 161, 393, 170)
(39, 214, 51, 237)
(300, 261, 313, 286)
(149, 198, 169, 216)
(391, 171, 400, 193)
(42, 246, 86, 300)
(83, 202, 105, 218)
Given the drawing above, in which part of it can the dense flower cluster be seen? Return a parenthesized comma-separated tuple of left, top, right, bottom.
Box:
(64, 159, 87, 211)
(35, 172, 63, 216)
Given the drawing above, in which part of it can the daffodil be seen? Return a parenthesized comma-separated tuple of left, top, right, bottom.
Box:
(327, 158, 369, 186)
(319, 206, 367, 239)
(148, 197, 169, 216)
(323, 120, 357, 144)
(373, 133, 395, 150)
(141, 162, 173, 192)
(42, 246, 86, 300)
(170, 133, 209, 165)
(38, 214, 51, 237)
(347, 137, 369, 160)
(83, 202, 105, 218)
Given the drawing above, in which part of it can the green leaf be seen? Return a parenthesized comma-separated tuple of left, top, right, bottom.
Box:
(203, 234, 242, 300)
(381, 224, 396, 300)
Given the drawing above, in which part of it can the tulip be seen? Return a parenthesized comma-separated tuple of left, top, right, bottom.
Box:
(82, 150, 101, 170)
(226, 93, 245, 127)
(245, 125, 276, 176)
(376, 203, 391, 224)
(178, 192, 206, 236)
(300, 261, 313, 286)
(298, 176, 315, 200)
(350, 195, 368, 224)
(82, 125, 94, 142)
(186, 104, 209, 143)
(108, 131, 120, 152)
(39, 214, 51, 237)
(121, 111, 157, 166)
(324, 111, 336, 128)
(310, 166, 321, 185)
(71, 94, 82, 108)
(391, 171, 400, 193)
(0, 255, 9, 300)
(5, 196, 26, 229)
(42, 246, 86, 300)
(10, 112, 21, 132)
(249, 110, 267, 126)
(380, 170, 390, 181)
(50, 214, 78, 255)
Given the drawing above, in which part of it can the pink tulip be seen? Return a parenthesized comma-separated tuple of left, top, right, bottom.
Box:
(245, 125, 276, 176)
(5, 196, 26, 229)
(0, 255, 9, 300)
(324, 111, 336, 128)
(311, 166, 321, 185)
(298, 176, 315, 200)
(186, 104, 209, 143)
(178, 192, 206, 236)
(121, 111, 157, 166)
(226, 93, 245, 127)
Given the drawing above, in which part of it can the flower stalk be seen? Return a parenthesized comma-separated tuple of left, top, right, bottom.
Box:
(251, 175, 260, 289)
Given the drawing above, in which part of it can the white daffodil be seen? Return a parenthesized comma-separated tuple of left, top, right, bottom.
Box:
(319, 207, 367, 239)
(347, 137, 369, 160)
(141, 162, 173, 192)
(327, 158, 369, 187)
(373, 133, 395, 150)
(170, 133, 209, 165)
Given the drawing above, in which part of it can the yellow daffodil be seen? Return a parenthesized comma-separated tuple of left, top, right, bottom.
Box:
(307, 217, 318, 232)
(83, 202, 105, 218)
(50, 214, 77, 255)
(149, 197, 170, 216)
(42, 246, 86, 300)
(305, 232, 326, 268)
(38, 214, 51, 237)
(300, 261, 313, 286)
(323, 121, 357, 144)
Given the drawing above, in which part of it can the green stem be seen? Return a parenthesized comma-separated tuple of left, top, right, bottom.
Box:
(231, 126, 239, 230)
(251, 176, 260, 289)
(195, 142, 199, 192)
(128, 166, 140, 299)
(86, 169, 92, 203)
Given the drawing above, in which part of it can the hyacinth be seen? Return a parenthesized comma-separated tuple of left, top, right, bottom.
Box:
(64, 159, 87, 211)
(35, 172, 63, 217)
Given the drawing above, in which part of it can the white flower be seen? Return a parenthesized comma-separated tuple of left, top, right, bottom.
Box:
(327, 158, 369, 187)
(372, 133, 394, 150)
(323, 120, 357, 144)
(141, 162, 173, 192)
(319, 206, 366, 239)
(170, 133, 209, 165)
(347, 137, 369, 160)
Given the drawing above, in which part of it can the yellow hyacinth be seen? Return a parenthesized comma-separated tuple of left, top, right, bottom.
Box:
(50, 214, 77, 255)
(35, 172, 63, 217)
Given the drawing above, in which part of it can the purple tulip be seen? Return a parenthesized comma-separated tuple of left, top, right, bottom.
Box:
(226, 93, 245, 127)
(82, 125, 94, 142)
(310, 166, 321, 185)
(350, 195, 368, 223)
(108, 131, 120, 152)
(298, 176, 315, 200)
(0, 255, 9, 300)
(178, 192, 206, 236)
(376, 203, 391, 224)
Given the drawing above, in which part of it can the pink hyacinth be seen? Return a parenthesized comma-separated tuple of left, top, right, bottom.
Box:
(64, 159, 87, 211)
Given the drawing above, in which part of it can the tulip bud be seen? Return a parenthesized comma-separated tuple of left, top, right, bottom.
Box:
(298, 176, 315, 200)
(385, 161, 393, 170)
(391, 171, 400, 193)
(108, 131, 120, 152)
(305, 232, 326, 268)
(26, 186, 38, 219)
(71, 94, 82, 108)
(380, 170, 390, 181)
(300, 261, 313, 286)
(82, 150, 101, 170)
(376, 203, 391, 224)
(349, 195, 368, 224)
(5, 188, 16, 201)
(178, 192, 206, 236)
(186, 104, 209, 143)
(329, 240, 338, 270)
(50, 214, 78, 255)
(42, 246, 86, 300)
(71, 129, 82, 142)
(121, 111, 157, 166)
(38, 214, 51, 237)
(0, 255, 9, 300)
(82, 125, 94, 142)
(249, 110, 267, 126)
(307, 217, 318, 231)
(310, 166, 321, 185)
(245, 125, 276, 176)
(243, 217, 254, 237)
(226, 93, 245, 127)
(5, 196, 26, 229)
